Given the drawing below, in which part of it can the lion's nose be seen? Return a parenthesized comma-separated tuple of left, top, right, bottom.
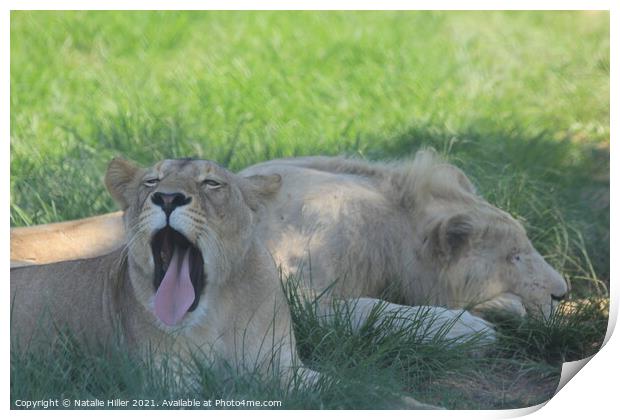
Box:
(551, 275, 569, 302)
(551, 292, 568, 302)
(151, 192, 192, 218)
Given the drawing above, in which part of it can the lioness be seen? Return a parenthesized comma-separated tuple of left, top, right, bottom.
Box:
(11, 157, 314, 382)
(11, 151, 568, 319)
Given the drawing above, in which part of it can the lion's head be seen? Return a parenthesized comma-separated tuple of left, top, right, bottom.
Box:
(404, 152, 569, 319)
(105, 157, 281, 327)
(420, 206, 568, 318)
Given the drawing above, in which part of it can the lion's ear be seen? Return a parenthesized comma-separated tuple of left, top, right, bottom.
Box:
(428, 213, 474, 259)
(105, 157, 142, 209)
(241, 174, 282, 211)
(439, 164, 477, 195)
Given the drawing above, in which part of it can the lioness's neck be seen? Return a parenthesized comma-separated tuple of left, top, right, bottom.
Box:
(231, 236, 274, 280)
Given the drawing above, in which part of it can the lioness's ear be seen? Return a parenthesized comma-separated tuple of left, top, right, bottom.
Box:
(105, 157, 142, 209)
(241, 174, 282, 211)
(428, 213, 474, 259)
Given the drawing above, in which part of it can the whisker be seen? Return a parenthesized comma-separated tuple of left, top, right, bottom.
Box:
(121, 219, 150, 256)
(186, 208, 207, 219)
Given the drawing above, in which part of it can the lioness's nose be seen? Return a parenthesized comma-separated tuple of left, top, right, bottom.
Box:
(151, 192, 192, 217)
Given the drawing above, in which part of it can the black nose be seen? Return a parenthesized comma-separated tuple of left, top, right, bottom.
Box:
(551, 293, 568, 301)
(151, 192, 192, 218)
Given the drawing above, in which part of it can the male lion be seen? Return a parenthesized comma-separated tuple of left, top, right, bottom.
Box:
(11, 157, 315, 383)
(11, 151, 567, 319)
(240, 151, 569, 318)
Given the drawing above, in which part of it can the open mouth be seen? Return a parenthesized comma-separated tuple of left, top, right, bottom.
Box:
(151, 227, 205, 326)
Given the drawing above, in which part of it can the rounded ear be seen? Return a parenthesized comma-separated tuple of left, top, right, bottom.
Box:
(241, 174, 282, 211)
(428, 213, 474, 259)
(104, 157, 142, 209)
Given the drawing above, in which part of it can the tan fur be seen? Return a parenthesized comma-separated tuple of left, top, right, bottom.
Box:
(10, 151, 568, 319)
(10, 158, 313, 382)
(11, 212, 124, 267)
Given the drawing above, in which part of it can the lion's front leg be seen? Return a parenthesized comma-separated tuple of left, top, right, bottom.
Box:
(318, 298, 496, 346)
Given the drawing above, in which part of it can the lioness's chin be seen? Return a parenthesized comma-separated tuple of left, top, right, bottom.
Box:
(150, 227, 206, 326)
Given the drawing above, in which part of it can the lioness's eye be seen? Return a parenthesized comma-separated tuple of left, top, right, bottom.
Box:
(509, 254, 522, 264)
(143, 178, 159, 188)
(202, 179, 222, 189)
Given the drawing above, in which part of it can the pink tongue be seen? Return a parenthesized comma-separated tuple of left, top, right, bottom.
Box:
(154, 248, 195, 326)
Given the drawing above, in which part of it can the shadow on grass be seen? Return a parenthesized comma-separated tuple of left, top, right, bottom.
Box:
(364, 123, 609, 296)
(11, 120, 609, 295)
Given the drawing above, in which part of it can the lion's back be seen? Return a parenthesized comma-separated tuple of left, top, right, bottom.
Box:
(242, 162, 412, 296)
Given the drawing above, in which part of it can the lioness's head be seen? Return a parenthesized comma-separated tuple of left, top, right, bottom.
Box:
(422, 204, 569, 319)
(105, 157, 281, 327)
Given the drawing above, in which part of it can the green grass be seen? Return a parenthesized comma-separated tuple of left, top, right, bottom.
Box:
(11, 282, 608, 409)
(10, 11, 609, 409)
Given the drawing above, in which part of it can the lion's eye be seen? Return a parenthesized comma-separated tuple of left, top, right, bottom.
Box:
(202, 179, 222, 189)
(143, 178, 159, 188)
(510, 254, 522, 264)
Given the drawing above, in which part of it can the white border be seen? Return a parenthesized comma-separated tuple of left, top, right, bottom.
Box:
(3, 2, 615, 419)
(2, 0, 615, 11)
